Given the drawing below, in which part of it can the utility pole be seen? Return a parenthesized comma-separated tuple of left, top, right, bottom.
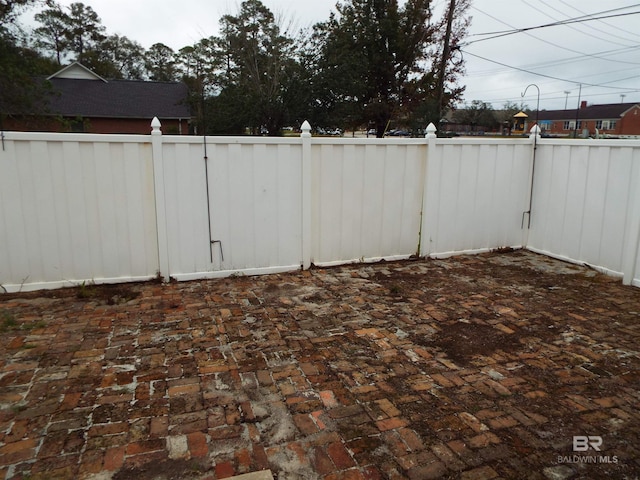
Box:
(573, 83, 582, 138)
(436, 0, 456, 125)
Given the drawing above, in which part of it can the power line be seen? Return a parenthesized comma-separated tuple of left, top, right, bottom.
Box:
(466, 6, 640, 44)
(461, 90, 640, 109)
(461, 49, 640, 91)
(467, 46, 640, 77)
(597, 73, 640, 86)
(465, 7, 640, 65)
(468, 4, 640, 37)
(524, 0, 636, 48)
(557, 0, 640, 40)
(468, 93, 638, 111)
(469, 64, 640, 91)
(535, 0, 640, 45)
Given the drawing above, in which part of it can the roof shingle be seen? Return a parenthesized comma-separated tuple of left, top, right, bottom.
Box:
(46, 78, 191, 119)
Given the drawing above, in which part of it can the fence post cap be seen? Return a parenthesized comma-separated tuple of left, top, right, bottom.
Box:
(151, 117, 162, 134)
(425, 122, 437, 139)
(529, 124, 541, 138)
(301, 120, 312, 138)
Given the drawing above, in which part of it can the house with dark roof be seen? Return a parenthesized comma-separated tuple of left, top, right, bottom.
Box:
(537, 101, 640, 138)
(5, 63, 192, 134)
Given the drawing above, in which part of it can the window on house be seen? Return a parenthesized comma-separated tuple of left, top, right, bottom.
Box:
(596, 120, 603, 129)
(576, 121, 582, 129)
(609, 121, 616, 130)
(563, 121, 574, 130)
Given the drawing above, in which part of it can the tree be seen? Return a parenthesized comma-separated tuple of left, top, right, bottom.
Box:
(175, 39, 219, 134)
(64, 2, 105, 61)
(496, 101, 524, 124)
(213, 0, 301, 136)
(34, 1, 111, 65)
(89, 34, 145, 79)
(430, 0, 471, 122)
(452, 100, 497, 131)
(1, 0, 41, 27)
(145, 42, 177, 81)
(0, 34, 58, 127)
(1, 0, 58, 126)
(33, 2, 68, 64)
(312, 0, 439, 137)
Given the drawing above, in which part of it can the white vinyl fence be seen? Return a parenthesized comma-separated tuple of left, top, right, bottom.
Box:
(0, 134, 158, 290)
(527, 140, 640, 285)
(311, 139, 426, 265)
(1, 121, 639, 292)
(422, 138, 533, 257)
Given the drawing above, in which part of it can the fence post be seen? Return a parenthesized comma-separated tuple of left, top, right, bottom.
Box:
(419, 123, 438, 257)
(301, 120, 312, 270)
(151, 117, 171, 282)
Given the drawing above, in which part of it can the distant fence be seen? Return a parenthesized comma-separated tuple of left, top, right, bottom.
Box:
(1, 121, 639, 292)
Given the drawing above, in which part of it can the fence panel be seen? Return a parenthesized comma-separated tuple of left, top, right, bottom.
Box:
(310, 139, 426, 265)
(161, 137, 303, 279)
(528, 140, 640, 282)
(422, 139, 532, 257)
(0, 134, 157, 291)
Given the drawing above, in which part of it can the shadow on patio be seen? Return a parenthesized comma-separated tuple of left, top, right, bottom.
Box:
(1, 250, 639, 480)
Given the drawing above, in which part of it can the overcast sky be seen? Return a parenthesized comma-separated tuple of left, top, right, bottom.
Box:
(27, 0, 640, 111)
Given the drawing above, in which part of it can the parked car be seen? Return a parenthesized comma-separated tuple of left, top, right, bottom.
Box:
(316, 127, 343, 136)
(386, 129, 411, 137)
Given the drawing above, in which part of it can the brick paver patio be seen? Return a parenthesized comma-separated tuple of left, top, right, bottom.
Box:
(1, 250, 639, 480)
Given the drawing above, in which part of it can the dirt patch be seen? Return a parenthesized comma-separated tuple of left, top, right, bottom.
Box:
(1, 281, 147, 306)
(425, 321, 523, 365)
(421, 318, 567, 367)
(75, 282, 141, 305)
(112, 458, 208, 480)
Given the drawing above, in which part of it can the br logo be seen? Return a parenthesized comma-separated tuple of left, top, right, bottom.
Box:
(573, 436, 602, 452)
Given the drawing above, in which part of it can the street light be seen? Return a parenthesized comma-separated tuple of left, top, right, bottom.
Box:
(564, 91, 570, 110)
(522, 84, 540, 139)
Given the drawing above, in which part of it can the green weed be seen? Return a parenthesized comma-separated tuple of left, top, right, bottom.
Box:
(1, 310, 18, 332)
(1, 310, 46, 332)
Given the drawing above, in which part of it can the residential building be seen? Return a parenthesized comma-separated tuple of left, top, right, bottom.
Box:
(537, 101, 640, 137)
(4, 63, 192, 134)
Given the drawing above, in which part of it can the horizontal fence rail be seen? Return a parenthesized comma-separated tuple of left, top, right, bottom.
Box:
(0, 123, 639, 292)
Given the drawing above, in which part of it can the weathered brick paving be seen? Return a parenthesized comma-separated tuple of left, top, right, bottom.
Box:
(0, 251, 639, 479)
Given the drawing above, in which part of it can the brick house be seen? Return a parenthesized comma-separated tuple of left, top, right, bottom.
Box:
(4, 62, 192, 134)
(537, 101, 640, 137)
